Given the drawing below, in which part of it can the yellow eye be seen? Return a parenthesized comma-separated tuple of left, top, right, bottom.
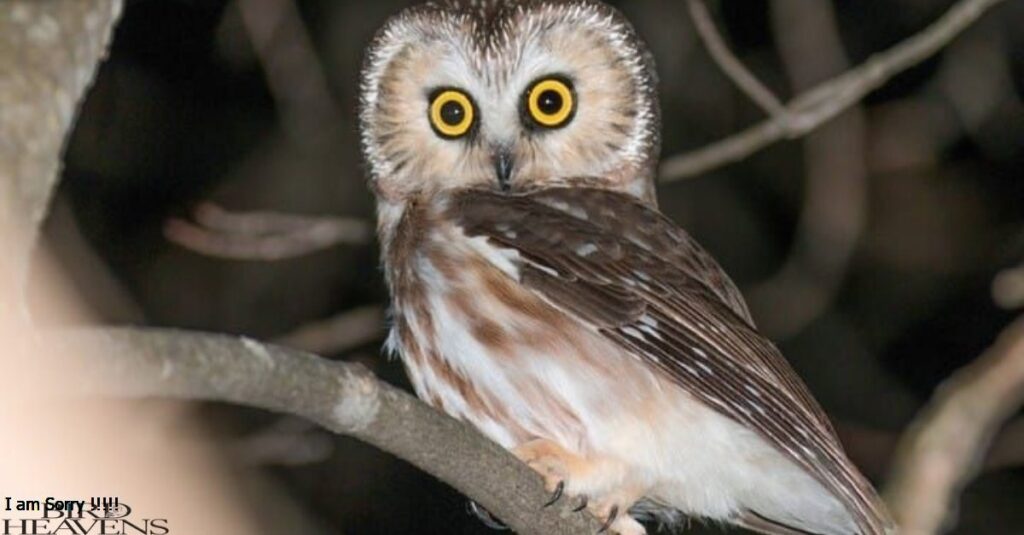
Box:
(429, 89, 475, 139)
(525, 77, 576, 129)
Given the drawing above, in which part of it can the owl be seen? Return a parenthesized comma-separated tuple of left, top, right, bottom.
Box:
(359, 1, 894, 534)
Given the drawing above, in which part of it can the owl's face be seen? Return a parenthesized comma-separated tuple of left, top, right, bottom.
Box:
(360, 0, 659, 204)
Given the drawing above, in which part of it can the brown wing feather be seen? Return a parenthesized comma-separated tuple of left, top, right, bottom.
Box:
(524, 187, 832, 431)
(447, 186, 892, 535)
(525, 187, 755, 325)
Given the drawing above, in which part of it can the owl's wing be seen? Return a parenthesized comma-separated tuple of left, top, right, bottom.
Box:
(523, 187, 755, 325)
(447, 186, 892, 535)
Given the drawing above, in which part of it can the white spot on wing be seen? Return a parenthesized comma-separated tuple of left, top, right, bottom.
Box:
(621, 326, 644, 339)
(575, 243, 599, 257)
(465, 235, 521, 280)
(527, 260, 560, 278)
(679, 363, 699, 376)
(638, 323, 663, 340)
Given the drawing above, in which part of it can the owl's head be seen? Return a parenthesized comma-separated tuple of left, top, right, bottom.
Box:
(359, 0, 660, 204)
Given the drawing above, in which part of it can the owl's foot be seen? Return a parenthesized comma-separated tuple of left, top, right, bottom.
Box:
(589, 493, 646, 535)
(512, 439, 647, 535)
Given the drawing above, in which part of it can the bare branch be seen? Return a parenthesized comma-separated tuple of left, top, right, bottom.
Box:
(231, 417, 334, 466)
(63, 327, 603, 535)
(165, 202, 371, 261)
(236, 0, 345, 144)
(660, 0, 1007, 181)
(885, 315, 1024, 534)
(0, 0, 123, 289)
(272, 304, 385, 355)
(685, 0, 786, 118)
(984, 416, 1024, 472)
(744, 0, 866, 338)
(992, 263, 1024, 310)
(838, 417, 1024, 481)
(191, 202, 347, 234)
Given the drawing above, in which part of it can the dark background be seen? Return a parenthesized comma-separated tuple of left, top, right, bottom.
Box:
(41, 0, 1024, 533)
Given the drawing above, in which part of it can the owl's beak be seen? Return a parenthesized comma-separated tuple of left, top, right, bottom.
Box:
(492, 149, 514, 192)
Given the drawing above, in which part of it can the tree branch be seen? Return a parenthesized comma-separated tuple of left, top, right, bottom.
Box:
(62, 327, 603, 535)
(236, 0, 344, 144)
(0, 0, 123, 289)
(660, 0, 1006, 181)
(992, 262, 1024, 310)
(165, 202, 371, 261)
(884, 315, 1024, 534)
(272, 304, 385, 355)
(744, 0, 867, 338)
(686, 0, 785, 118)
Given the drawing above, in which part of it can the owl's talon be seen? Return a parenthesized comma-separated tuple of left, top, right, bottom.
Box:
(544, 480, 565, 507)
(514, 439, 645, 534)
(597, 505, 619, 533)
(466, 500, 509, 531)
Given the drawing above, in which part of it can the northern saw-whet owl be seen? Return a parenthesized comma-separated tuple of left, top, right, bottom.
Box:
(359, 1, 895, 534)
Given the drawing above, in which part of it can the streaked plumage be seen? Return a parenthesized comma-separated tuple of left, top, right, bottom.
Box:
(359, 1, 894, 534)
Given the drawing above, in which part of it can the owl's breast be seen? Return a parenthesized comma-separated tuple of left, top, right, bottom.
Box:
(382, 202, 656, 451)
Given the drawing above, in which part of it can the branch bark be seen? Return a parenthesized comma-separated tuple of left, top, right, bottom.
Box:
(62, 327, 603, 535)
(0, 0, 123, 290)
(660, 0, 1006, 181)
(884, 315, 1024, 534)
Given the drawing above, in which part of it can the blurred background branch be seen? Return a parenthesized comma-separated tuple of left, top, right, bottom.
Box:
(272, 303, 385, 354)
(993, 263, 1024, 310)
(165, 202, 371, 261)
(659, 0, 1007, 181)
(0, 0, 123, 294)
(236, 0, 345, 144)
(685, 0, 785, 119)
(885, 315, 1024, 534)
(744, 0, 867, 338)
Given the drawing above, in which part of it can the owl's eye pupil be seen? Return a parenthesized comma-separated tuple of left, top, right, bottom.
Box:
(523, 77, 576, 129)
(537, 90, 563, 115)
(428, 89, 475, 139)
(440, 101, 464, 126)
